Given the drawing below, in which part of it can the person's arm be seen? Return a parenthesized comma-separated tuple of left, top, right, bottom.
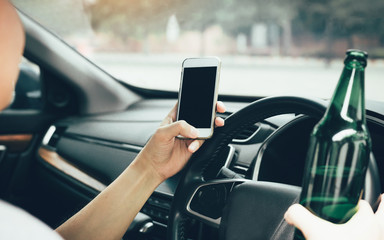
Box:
(55, 101, 226, 240)
(284, 195, 384, 240)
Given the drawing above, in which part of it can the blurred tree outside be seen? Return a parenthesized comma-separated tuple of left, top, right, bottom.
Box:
(14, 0, 384, 58)
(294, 0, 384, 58)
(85, 0, 299, 55)
(85, 0, 384, 58)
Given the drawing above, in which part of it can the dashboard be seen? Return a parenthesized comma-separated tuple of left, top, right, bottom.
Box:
(34, 98, 384, 239)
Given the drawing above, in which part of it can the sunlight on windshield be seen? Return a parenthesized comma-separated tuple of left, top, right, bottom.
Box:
(12, 0, 384, 101)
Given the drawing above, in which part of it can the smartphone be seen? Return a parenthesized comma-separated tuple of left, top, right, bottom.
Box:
(176, 57, 221, 139)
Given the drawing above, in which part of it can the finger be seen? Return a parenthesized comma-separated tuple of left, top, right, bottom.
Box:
(161, 102, 178, 126)
(159, 120, 198, 140)
(215, 117, 225, 127)
(375, 194, 384, 226)
(188, 139, 205, 153)
(348, 200, 374, 225)
(375, 195, 384, 237)
(375, 194, 384, 216)
(285, 204, 331, 237)
(216, 101, 226, 113)
(169, 102, 178, 121)
(349, 200, 381, 240)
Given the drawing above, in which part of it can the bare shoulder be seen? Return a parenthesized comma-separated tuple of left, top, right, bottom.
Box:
(0, 0, 25, 110)
(0, 0, 24, 42)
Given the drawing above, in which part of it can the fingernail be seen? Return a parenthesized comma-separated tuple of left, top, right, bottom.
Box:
(189, 141, 199, 152)
(218, 118, 224, 126)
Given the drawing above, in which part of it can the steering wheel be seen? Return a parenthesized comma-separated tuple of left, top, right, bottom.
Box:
(167, 96, 381, 240)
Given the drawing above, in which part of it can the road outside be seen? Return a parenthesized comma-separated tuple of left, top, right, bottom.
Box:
(92, 53, 384, 102)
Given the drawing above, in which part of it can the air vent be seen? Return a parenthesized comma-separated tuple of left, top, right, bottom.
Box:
(233, 124, 260, 142)
(233, 123, 275, 144)
(231, 164, 248, 178)
(222, 145, 249, 178)
(42, 125, 67, 148)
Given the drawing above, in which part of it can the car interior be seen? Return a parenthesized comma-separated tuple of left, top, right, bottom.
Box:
(1, 1, 384, 240)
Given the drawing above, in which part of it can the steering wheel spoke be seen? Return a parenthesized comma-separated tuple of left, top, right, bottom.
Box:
(186, 179, 248, 228)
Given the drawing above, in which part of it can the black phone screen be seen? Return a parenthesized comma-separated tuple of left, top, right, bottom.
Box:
(178, 66, 217, 128)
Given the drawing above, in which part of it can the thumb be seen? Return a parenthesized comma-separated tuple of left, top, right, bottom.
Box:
(158, 120, 198, 140)
(285, 204, 332, 239)
(349, 200, 374, 224)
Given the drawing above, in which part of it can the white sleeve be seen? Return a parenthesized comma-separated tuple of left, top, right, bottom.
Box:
(0, 200, 63, 239)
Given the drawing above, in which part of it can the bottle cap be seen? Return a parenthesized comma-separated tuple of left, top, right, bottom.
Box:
(345, 49, 368, 67)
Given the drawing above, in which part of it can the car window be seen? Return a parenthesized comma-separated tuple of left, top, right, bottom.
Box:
(8, 58, 42, 110)
(12, 0, 384, 101)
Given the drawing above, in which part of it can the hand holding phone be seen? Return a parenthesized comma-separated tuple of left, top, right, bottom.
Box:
(176, 57, 221, 139)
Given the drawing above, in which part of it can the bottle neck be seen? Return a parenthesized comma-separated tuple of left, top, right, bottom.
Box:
(326, 61, 366, 124)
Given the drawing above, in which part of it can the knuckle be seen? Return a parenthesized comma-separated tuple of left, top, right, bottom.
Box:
(176, 120, 187, 130)
(155, 126, 167, 138)
(178, 120, 187, 125)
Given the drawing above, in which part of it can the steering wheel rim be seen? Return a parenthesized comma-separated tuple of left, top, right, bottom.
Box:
(167, 96, 379, 240)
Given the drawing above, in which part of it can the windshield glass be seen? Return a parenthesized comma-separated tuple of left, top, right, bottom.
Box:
(12, 0, 384, 101)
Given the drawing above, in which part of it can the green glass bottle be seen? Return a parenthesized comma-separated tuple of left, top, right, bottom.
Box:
(294, 50, 371, 239)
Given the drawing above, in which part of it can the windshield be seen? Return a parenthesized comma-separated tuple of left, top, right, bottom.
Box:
(12, 0, 384, 101)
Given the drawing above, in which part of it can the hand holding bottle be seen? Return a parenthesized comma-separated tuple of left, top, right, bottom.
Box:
(285, 195, 384, 240)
